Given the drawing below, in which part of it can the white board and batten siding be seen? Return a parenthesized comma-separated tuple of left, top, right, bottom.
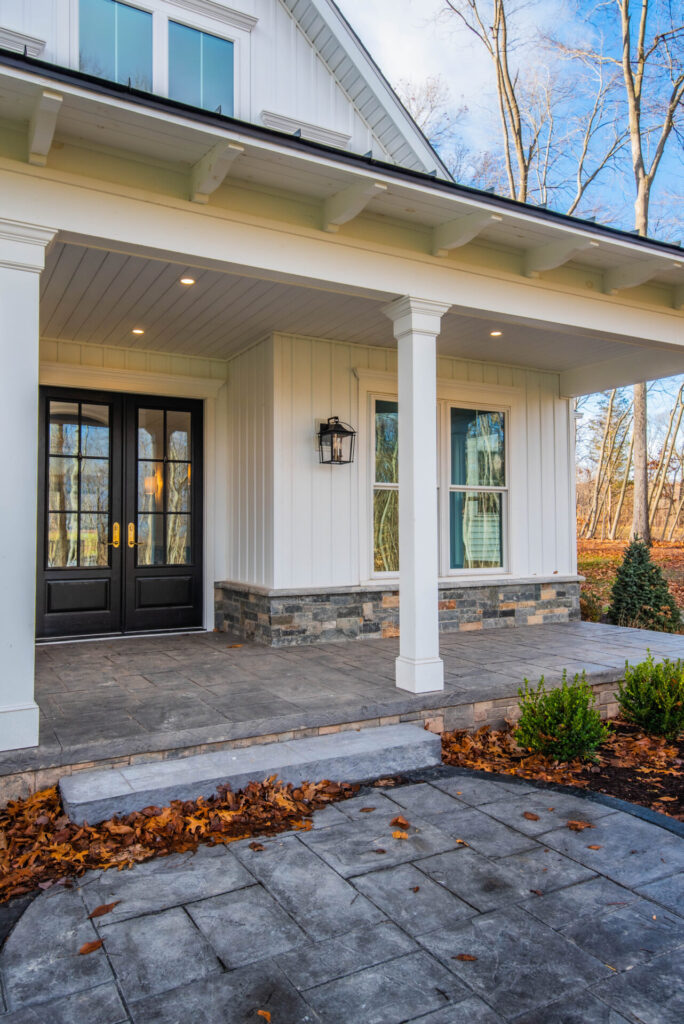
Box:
(225, 333, 576, 591)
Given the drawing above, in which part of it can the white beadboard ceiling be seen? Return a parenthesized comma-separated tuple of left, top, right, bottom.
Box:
(39, 241, 649, 371)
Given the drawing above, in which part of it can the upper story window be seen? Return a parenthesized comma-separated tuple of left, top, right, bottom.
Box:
(79, 0, 152, 91)
(168, 22, 234, 116)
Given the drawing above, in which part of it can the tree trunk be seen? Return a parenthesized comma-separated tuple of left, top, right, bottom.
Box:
(631, 381, 650, 544)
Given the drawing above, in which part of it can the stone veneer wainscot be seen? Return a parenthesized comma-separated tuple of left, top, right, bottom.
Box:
(214, 578, 581, 647)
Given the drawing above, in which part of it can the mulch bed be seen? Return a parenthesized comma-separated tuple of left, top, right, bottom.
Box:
(442, 721, 683, 821)
(0, 776, 358, 905)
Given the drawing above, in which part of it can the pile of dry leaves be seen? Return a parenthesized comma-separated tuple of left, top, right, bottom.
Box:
(442, 722, 683, 819)
(0, 776, 357, 904)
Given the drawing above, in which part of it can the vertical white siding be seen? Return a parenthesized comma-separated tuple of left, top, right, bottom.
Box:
(225, 337, 274, 586)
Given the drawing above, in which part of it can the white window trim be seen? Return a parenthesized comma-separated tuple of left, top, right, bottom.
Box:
(354, 368, 527, 586)
(68, 0, 252, 119)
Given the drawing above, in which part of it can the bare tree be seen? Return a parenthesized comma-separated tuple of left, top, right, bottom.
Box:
(395, 74, 471, 178)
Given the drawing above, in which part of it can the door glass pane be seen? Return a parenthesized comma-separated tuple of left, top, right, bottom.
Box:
(81, 404, 110, 457)
(48, 513, 78, 567)
(167, 514, 191, 564)
(373, 489, 399, 573)
(138, 409, 164, 459)
(49, 402, 79, 455)
(168, 21, 202, 108)
(79, 0, 152, 89)
(138, 461, 164, 513)
(167, 462, 191, 512)
(137, 514, 165, 565)
(450, 491, 503, 569)
(451, 408, 505, 487)
(80, 514, 109, 567)
(375, 400, 398, 484)
(167, 411, 191, 460)
(81, 459, 110, 512)
(49, 457, 79, 511)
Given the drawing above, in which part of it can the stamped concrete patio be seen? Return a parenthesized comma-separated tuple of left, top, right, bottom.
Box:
(0, 769, 682, 1023)
(4, 621, 683, 801)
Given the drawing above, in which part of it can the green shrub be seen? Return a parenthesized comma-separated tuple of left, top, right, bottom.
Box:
(580, 589, 602, 622)
(607, 538, 681, 633)
(617, 652, 684, 740)
(515, 670, 610, 762)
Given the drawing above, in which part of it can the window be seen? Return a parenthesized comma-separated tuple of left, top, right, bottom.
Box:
(168, 21, 234, 115)
(449, 408, 506, 570)
(79, 0, 152, 90)
(370, 399, 508, 576)
(373, 400, 399, 573)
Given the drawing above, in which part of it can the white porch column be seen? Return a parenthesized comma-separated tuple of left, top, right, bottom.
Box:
(384, 296, 451, 693)
(0, 219, 56, 751)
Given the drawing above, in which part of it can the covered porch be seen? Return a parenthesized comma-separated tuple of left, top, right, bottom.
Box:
(3, 621, 682, 801)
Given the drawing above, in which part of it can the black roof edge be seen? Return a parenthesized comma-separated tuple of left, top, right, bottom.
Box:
(2, 47, 683, 260)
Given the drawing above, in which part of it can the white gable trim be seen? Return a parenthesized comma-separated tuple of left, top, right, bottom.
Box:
(278, 0, 450, 177)
(260, 110, 351, 149)
(0, 28, 46, 57)
(164, 0, 258, 32)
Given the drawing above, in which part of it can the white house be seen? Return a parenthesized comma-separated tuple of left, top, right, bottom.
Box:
(0, 0, 682, 754)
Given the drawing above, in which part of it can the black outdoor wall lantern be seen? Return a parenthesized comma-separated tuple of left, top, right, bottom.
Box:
(318, 416, 356, 465)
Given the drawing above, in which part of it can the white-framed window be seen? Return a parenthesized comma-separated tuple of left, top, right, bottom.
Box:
(79, 0, 153, 90)
(168, 20, 234, 115)
(367, 391, 510, 579)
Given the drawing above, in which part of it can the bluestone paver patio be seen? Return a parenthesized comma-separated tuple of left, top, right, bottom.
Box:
(1, 771, 682, 1023)
(12, 622, 684, 779)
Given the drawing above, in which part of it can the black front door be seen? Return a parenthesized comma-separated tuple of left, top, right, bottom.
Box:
(36, 388, 203, 639)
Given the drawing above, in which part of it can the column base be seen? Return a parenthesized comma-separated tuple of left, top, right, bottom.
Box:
(395, 656, 445, 694)
(0, 702, 39, 752)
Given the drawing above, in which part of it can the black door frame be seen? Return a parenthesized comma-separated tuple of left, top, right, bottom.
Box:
(36, 386, 204, 640)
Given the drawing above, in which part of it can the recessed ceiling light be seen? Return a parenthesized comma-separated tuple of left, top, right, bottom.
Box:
(132, 328, 145, 335)
(490, 330, 503, 337)
(180, 277, 195, 285)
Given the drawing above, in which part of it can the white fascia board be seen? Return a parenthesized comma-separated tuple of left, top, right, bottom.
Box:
(278, 0, 450, 178)
(560, 347, 684, 397)
(2, 64, 684, 282)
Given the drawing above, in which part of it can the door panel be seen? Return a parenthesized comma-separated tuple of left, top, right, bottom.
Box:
(37, 389, 123, 637)
(124, 396, 203, 633)
(36, 389, 203, 638)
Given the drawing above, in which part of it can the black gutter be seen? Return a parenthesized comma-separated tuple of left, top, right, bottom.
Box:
(2, 47, 683, 259)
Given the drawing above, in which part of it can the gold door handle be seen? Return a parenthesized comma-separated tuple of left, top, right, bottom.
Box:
(108, 522, 120, 548)
(128, 522, 146, 548)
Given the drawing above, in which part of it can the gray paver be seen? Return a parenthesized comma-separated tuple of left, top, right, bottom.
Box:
(299, 815, 459, 877)
(431, 775, 538, 806)
(419, 905, 611, 1018)
(410, 997, 505, 1023)
(186, 885, 308, 968)
(99, 907, 221, 1002)
(427, 806, 539, 858)
(352, 862, 476, 935)
(128, 962, 320, 1024)
(305, 950, 469, 1024)
(276, 920, 417, 989)
(511, 990, 631, 1023)
(590, 949, 684, 1024)
(561, 900, 684, 970)
(79, 843, 254, 923)
(232, 834, 384, 938)
(381, 782, 467, 817)
(481, 792, 616, 836)
(520, 876, 638, 930)
(635, 872, 684, 917)
(416, 847, 529, 912)
(0, 984, 128, 1024)
(0, 888, 112, 1010)
(499, 846, 597, 893)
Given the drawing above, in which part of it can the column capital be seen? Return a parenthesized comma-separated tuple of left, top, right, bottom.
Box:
(383, 296, 452, 340)
(0, 217, 57, 273)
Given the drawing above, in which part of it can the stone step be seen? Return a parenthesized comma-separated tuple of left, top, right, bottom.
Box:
(59, 723, 442, 824)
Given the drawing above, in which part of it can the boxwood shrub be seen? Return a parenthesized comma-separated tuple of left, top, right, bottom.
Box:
(515, 670, 610, 762)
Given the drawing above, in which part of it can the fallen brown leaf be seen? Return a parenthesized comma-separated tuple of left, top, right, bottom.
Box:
(390, 816, 410, 828)
(248, 842, 265, 852)
(79, 940, 103, 955)
(529, 889, 543, 896)
(87, 902, 120, 919)
(359, 807, 376, 813)
(523, 811, 540, 821)
(374, 848, 387, 855)
(452, 954, 478, 962)
(567, 820, 595, 832)
(256, 1012, 271, 1022)
(392, 830, 409, 840)
(411, 886, 420, 892)
(587, 844, 603, 850)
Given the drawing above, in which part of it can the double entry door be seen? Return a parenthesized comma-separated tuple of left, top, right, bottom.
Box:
(37, 388, 203, 639)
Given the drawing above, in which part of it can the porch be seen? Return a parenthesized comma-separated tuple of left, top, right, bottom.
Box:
(3, 621, 682, 801)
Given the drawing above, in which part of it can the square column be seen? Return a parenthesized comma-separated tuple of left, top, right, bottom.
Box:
(384, 296, 451, 693)
(0, 219, 56, 750)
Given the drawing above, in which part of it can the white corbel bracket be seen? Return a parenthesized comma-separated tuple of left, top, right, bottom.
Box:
(604, 258, 682, 295)
(323, 182, 387, 232)
(432, 212, 502, 257)
(190, 142, 245, 203)
(28, 90, 62, 167)
(524, 238, 599, 278)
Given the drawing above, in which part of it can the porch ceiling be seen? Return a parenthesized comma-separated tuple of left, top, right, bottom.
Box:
(41, 241, 658, 375)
